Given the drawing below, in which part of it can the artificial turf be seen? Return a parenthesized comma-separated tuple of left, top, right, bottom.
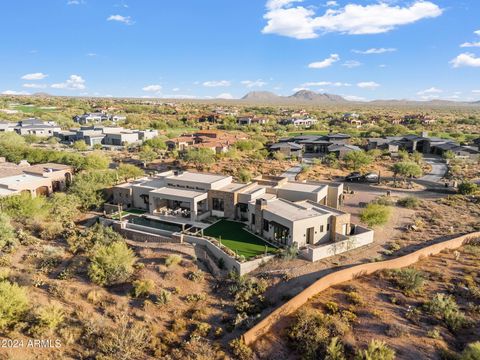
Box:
(203, 220, 277, 259)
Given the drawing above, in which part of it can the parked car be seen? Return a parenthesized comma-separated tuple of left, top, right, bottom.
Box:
(364, 173, 379, 183)
(345, 172, 363, 182)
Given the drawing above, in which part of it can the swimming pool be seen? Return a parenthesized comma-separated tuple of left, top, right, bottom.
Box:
(124, 215, 186, 233)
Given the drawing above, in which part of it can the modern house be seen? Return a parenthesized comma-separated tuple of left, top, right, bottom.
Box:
(1, 118, 61, 137)
(109, 171, 370, 250)
(166, 130, 246, 154)
(0, 159, 73, 198)
(73, 112, 127, 125)
(279, 118, 318, 128)
(269, 142, 303, 159)
(237, 116, 269, 126)
(269, 133, 354, 159)
(367, 133, 480, 160)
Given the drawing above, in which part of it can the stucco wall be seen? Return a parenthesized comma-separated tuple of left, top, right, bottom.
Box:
(242, 231, 480, 345)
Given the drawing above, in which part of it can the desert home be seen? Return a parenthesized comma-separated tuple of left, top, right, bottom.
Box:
(109, 170, 373, 260)
(0, 159, 73, 197)
(165, 130, 246, 154)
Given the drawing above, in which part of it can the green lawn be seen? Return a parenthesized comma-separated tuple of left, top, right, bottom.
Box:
(112, 208, 147, 220)
(203, 220, 277, 259)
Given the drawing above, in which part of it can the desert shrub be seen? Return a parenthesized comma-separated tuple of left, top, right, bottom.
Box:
(98, 315, 150, 360)
(171, 318, 187, 332)
(0, 280, 29, 330)
(229, 338, 253, 360)
(325, 337, 346, 360)
(356, 339, 395, 360)
(187, 270, 204, 282)
(0, 213, 16, 252)
(156, 289, 172, 305)
(325, 301, 339, 314)
(88, 242, 137, 286)
(228, 274, 268, 315)
(165, 254, 182, 267)
(37, 303, 65, 332)
(458, 182, 478, 195)
(185, 293, 207, 303)
(425, 293, 467, 331)
(67, 223, 124, 254)
(386, 268, 425, 295)
(287, 308, 350, 360)
(360, 204, 391, 227)
(237, 169, 252, 183)
(0, 268, 10, 281)
(132, 279, 154, 298)
(346, 291, 364, 306)
(374, 196, 394, 206)
(460, 342, 480, 360)
(427, 328, 442, 340)
(397, 196, 420, 209)
(386, 323, 409, 337)
(192, 322, 211, 338)
(281, 244, 299, 260)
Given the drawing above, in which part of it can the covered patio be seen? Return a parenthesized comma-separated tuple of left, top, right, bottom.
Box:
(149, 187, 209, 221)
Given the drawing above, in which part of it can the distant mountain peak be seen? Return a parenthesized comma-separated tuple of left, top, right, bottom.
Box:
(241, 91, 279, 100)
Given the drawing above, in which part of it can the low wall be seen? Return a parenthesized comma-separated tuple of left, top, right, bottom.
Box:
(111, 223, 179, 243)
(184, 235, 275, 276)
(242, 231, 480, 345)
(302, 228, 374, 262)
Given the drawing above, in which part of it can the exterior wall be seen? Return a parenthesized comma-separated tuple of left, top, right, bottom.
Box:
(208, 189, 237, 219)
(293, 215, 331, 247)
(330, 213, 351, 241)
(276, 186, 326, 203)
(112, 186, 133, 207)
(242, 231, 480, 345)
(326, 183, 343, 208)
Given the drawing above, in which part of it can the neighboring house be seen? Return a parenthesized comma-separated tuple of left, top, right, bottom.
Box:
(12, 118, 61, 137)
(272, 133, 352, 158)
(0, 160, 73, 198)
(166, 130, 246, 154)
(237, 116, 269, 126)
(342, 113, 362, 126)
(327, 144, 362, 158)
(103, 129, 140, 146)
(73, 112, 126, 125)
(367, 133, 479, 160)
(0, 121, 16, 132)
(269, 142, 303, 159)
(279, 118, 318, 127)
(110, 171, 367, 250)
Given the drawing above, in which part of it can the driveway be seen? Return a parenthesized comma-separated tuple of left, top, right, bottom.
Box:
(420, 156, 448, 183)
(281, 165, 302, 180)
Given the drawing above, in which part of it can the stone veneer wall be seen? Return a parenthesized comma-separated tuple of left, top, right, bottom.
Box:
(242, 231, 480, 346)
(208, 190, 237, 219)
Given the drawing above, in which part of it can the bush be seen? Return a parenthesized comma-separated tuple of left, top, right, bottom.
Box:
(156, 289, 171, 305)
(0, 213, 16, 252)
(392, 161, 422, 180)
(387, 268, 425, 295)
(229, 338, 253, 360)
(165, 254, 182, 267)
(460, 342, 480, 360)
(237, 169, 252, 183)
(88, 242, 137, 286)
(325, 337, 346, 360)
(425, 293, 467, 331)
(187, 270, 204, 282)
(0, 280, 29, 330)
(132, 279, 154, 298)
(360, 204, 391, 227)
(458, 182, 478, 195)
(356, 339, 395, 360)
(192, 322, 211, 338)
(287, 308, 350, 360)
(67, 223, 124, 254)
(397, 196, 420, 209)
(37, 303, 65, 332)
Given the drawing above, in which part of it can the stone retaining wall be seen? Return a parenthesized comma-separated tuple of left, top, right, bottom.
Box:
(242, 231, 480, 345)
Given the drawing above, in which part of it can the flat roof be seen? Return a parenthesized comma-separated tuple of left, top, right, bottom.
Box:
(150, 186, 206, 199)
(278, 181, 326, 193)
(170, 171, 230, 184)
(0, 174, 47, 187)
(264, 198, 328, 221)
(218, 182, 249, 192)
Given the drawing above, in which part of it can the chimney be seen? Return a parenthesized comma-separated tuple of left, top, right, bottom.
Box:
(254, 199, 267, 235)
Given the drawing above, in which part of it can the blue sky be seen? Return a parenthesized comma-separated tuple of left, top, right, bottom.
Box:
(1, 0, 479, 101)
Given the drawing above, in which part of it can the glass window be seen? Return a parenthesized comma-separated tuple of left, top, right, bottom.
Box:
(212, 197, 224, 211)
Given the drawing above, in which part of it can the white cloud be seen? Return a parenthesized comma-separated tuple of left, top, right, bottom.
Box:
(292, 87, 309, 92)
(2, 90, 30, 95)
(475, 30, 480, 36)
(461, 42, 480, 48)
(472, 90, 480, 94)
(417, 87, 442, 95)
(107, 14, 134, 25)
(357, 81, 380, 89)
(342, 60, 362, 68)
(379, 64, 387, 68)
(142, 84, 162, 93)
(51, 75, 86, 90)
(172, 88, 180, 92)
(419, 94, 440, 100)
(67, 0, 85, 5)
(86, 53, 97, 57)
(301, 81, 351, 87)
(262, 1, 442, 39)
(353, 48, 397, 54)
(22, 83, 47, 89)
(326, 1, 338, 7)
(21, 72, 48, 80)
(308, 54, 340, 69)
(450, 53, 480, 68)
(241, 79, 267, 88)
(202, 80, 231, 87)
(216, 93, 234, 99)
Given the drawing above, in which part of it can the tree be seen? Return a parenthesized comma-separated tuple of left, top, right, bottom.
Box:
(68, 171, 116, 210)
(138, 145, 157, 166)
(73, 140, 88, 151)
(83, 151, 110, 170)
(391, 161, 422, 181)
(143, 136, 167, 151)
(0, 213, 16, 251)
(67, 223, 124, 254)
(458, 182, 478, 195)
(49, 193, 79, 225)
(0, 281, 29, 331)
(343, 151, 372, 171)
(184, 148, 216, 165)
(116, 164, 144, 183)
(360, 203, 391, 227)
(237, 169, 252, 183)
(88, 241, 137, 286)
